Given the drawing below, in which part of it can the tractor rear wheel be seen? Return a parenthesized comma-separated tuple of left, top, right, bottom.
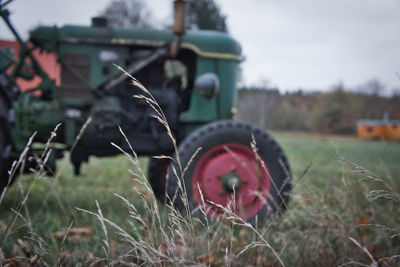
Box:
(167, 120, 291, 224)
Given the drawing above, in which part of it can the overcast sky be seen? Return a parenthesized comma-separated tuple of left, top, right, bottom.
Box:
(1, 0, 399, 92)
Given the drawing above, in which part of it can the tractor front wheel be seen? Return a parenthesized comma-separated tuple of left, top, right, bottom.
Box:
(167, 120, 291, 223)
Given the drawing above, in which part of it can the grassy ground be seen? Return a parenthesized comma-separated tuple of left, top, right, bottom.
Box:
(0, 132, 399, 265)
(276, 132, 400, 188)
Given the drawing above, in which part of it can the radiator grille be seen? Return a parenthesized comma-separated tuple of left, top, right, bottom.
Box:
(60, 54, 91, 99)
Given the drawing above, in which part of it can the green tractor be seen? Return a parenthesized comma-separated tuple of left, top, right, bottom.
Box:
(0, 0, 291, 222)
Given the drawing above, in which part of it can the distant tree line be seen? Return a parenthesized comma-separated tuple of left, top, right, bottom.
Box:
(237, 82, 400, 134)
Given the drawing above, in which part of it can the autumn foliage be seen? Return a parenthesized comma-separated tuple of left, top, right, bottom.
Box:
(238, 83, 400, 135)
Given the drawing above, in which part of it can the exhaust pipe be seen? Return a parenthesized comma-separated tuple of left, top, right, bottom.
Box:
(169, 0, 186, 57)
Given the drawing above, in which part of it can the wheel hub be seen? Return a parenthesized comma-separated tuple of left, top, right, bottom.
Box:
(221, 172, 241, 192)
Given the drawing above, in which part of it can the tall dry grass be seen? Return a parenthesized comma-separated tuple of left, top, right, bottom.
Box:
(74, 72, 399, 266)
(0, 72, 398, 266)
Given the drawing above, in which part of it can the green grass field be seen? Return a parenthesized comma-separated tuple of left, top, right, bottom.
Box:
(0, 132, 399, 265)
(277, 132, 400, 187)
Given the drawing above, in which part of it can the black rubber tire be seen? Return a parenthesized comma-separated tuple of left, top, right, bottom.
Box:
(166, 120, 291, 223)
(147, 156, 171, 203)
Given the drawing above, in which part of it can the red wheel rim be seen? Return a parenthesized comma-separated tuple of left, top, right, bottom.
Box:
(192, 143, 271, 220)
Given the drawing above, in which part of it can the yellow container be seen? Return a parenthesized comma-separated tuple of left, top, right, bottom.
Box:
(357, 120, 384, 140)
(383, 122, 400, 140)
